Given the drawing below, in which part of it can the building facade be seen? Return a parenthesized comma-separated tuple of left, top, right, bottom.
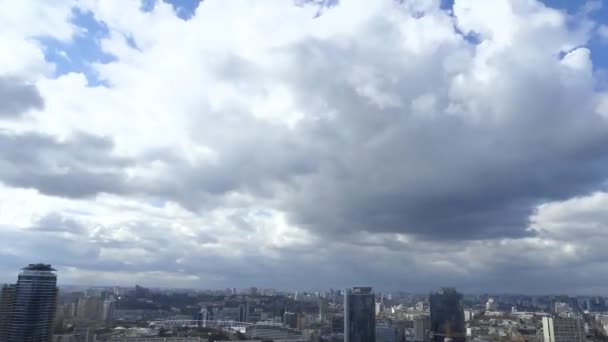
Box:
(6, 263, 59, 342)
(414, 315, 430, 342)
(429, 288, 465, 342)
(103, 300, 116, 324)
(319, 298, 328, 322)
(284, 311, 298, 329)
(344, 287, 376, 342)
(542, 317, 584, 342)
(376, 322, 400, 342)
(0, 284, 16, 340)
(76, 296, 103, 321)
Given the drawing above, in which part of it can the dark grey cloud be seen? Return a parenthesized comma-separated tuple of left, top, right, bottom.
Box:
(284, 43, 608, 240)
(0, 131, 133, 197)
(0, 224, 102, 277)
(0, 77, 44, 118)
(149, 24, 608, 242)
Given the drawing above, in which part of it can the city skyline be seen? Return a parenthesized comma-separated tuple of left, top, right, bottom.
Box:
(3, 0, 608, 294)
(29, 281, 608, 298)
(2, 262, 608, 341)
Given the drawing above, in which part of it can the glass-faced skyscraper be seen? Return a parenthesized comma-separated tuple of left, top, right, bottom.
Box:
(7, 264, 58, 342)
(344, 287, 376, 342)
(429, 288, 465, 342)
(0, 284, 16, 341)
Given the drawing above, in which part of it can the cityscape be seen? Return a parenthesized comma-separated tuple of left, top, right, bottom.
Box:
(1, 264, 608, 341)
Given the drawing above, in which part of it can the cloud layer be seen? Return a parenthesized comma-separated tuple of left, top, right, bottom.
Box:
(1, 0, 608, 293)
(0, 77, 44, 117)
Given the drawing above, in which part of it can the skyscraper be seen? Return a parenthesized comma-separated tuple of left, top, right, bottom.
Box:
(429, 288, 465, 342)
(0, 284, 16, 340)
(6, 263, 58, 342)
(239, 301, 250, 322)
(414, 315, 430, 342)
(102, 300, 115, 325)
(319, 298, 328, 322)
(344, 287, 376, 342)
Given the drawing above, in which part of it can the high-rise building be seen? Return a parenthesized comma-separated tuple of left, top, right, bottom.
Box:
(134, 285, 150, 299)
(590, 297, 607, 312)
(102, 300, 115, 324)
(76, 297, 103, 321)
(239, 301, 250, 322)
(542, 317, 584, 342)
(344, 287, 376, 342)
(297, 313, 306, 330)
(414, 315, 430, 342)
(6, 263, 58, 342)
(319, 298, 328, 322)
(0, 284, 16, 340)
(284, 312, 298, 329)
(429, 288, 465, 342)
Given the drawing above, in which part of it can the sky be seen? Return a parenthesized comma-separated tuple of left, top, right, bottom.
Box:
(2, 0, 608, 294)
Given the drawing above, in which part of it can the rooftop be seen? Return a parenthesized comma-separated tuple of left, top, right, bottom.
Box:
(350, 287, 373, 294)
(22, 263, 57, 271)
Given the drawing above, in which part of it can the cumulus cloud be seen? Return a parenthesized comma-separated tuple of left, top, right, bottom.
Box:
(0, 131, 132, 197)
(76, 0, 607, 241)
(1, 0, 608, 292)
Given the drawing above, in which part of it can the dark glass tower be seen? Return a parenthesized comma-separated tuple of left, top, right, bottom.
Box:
(7, 264, 58, 342)
(0, 284, 16, 340)
(344, 287, 375, 342)
(429, 288, 465, 342)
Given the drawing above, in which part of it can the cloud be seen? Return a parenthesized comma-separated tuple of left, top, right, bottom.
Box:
(599, 24, 608, 41)
(0, 77, 44, 117)
(0, 0, 76, 80)
(0, 131, 132, 197)
(28, 212, 86, 234)
(84, 0, 606, 242)
(0, 223, 101, 274)
(1, 0, 608, 292)
(582, 0, 603, 15)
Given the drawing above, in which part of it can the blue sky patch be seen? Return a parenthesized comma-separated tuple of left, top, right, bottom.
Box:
(141, 0, 202, 20)
(37, 8, 114, 87)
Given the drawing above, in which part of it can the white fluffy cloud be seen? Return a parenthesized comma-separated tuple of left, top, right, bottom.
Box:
(1, 0, 608, 293)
